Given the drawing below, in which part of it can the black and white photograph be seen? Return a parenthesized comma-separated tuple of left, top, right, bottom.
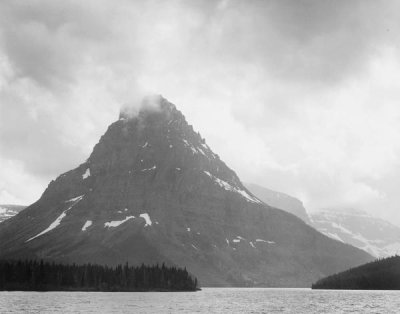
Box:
(0, 0, 399, 313)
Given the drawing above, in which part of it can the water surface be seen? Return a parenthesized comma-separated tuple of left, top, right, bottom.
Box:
(1, 288, 399, 313)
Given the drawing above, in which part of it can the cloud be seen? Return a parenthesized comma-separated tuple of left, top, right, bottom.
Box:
(1, 0, 400, 225)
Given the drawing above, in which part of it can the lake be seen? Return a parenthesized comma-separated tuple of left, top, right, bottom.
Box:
(1, 288, 399, 313)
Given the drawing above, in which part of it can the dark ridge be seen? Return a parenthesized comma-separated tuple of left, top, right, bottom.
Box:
(0, 259, 199, 292)
(312, 255, 400, 290)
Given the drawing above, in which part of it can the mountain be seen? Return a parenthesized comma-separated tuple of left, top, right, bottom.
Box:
(312, 255, 400, 290)
(0, 205, 26, 223)
(310, 208, 400, 258)
(244, 185, 400, 258)
(0, 96, 372, 287)
(246, 183, 311, 224)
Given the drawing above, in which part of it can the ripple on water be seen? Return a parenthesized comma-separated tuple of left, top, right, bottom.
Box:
(0, 288, 400, 314)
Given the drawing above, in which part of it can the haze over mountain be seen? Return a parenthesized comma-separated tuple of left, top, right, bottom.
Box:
(0, 97, 372, 287)
(310, 208, 400, 258)
(246, 183, 311, 224)
(246, 182, 400, 258)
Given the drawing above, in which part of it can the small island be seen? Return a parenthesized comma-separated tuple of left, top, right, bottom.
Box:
(0, 259, 199, 292)
(312, 255, 400, 290)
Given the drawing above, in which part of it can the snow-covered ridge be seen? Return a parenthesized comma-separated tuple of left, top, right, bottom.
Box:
(182, 139, 198, 154)
(204, 171, 261, 204)
(202, 143, 218, 159)
(311, 210, 400, 257)
(27, 195, 85, 242)
(181, 138, 218, 159)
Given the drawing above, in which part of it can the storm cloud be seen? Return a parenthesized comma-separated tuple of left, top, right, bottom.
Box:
(1, 0, 400, 224)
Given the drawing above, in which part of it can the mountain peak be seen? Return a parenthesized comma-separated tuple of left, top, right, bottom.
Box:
(119, 95, 177, 121)
(0, 96, 372, 287)
(95, 96, 256, 206)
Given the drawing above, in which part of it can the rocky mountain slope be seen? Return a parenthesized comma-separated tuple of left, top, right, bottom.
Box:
(246, 182, 400, 258)
(246, 183, 311, 224)
(310, 208, 400, 258)
(0, 205, 26, 223)
(0, 96, 372, 287)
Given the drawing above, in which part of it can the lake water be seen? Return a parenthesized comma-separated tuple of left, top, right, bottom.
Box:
(1, 288, 399, 313)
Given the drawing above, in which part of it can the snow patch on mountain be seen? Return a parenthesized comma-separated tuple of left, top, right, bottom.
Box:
(105, 216, 135, 228)
(182, 139, 202, 155)
(256, 239, 275, 244)
(66, 195, 85, 203)
(204, 171, 260, 204)
(323, 232, 344, 243)
(182, 139, 189, 145)
(197, 147, 207, 156)
(82, 168, 90, 179)
(27, 196, 84, 242)
(139, 213, 152, 227)
(82, 220, 92, 231)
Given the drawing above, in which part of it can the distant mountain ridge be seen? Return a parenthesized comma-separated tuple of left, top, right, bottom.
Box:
(310, 208, 400, 258)
(246, 183, 400, 258)
(0, 96, 372, 287)
(0, 205, 26, 223)
(246, 183, 311, 224)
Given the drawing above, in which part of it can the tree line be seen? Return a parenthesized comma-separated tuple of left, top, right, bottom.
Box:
(312, 255, 400, 290)
(0, 259, 199, 291)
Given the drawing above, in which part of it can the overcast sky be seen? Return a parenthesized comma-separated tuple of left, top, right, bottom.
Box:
(1, 0, 400, 225)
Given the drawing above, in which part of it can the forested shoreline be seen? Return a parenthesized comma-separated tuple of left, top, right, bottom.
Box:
(0, 260, 199, 292)
(312, 255, 400, 290)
